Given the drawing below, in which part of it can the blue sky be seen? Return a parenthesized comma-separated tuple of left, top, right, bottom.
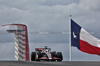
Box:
(0, 0, 100, 61)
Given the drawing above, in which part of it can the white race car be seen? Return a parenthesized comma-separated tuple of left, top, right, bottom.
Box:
(31, 46, 63, 61)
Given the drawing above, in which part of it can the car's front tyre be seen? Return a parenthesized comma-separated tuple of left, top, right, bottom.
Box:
(57, 52, 63, 61)
(31, 52, 36, 61)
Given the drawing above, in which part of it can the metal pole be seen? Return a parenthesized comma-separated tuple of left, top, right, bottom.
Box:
(69, 15, 72, 61)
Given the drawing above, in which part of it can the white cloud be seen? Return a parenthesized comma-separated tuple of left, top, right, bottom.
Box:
(79, 0, 100, 11)
(0, 42, 15, 60)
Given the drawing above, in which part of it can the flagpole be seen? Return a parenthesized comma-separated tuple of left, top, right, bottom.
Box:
(69, 15, 72, 61)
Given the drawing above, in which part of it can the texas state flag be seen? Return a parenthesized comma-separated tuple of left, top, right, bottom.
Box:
(71, 19, 100, 55)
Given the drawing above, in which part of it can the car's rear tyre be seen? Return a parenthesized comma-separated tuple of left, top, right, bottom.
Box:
(36, 52, 41, 61)
(51, 59, 56, 61)
(57, 52, 63, 61)
(31, 52, 36, 61)
(37, 52, 41, 58)
(36, 59, 40, 61)
(51, 51, 56, 61)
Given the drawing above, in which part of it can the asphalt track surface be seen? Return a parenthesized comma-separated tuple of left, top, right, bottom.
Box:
(0, 61, 100, 66)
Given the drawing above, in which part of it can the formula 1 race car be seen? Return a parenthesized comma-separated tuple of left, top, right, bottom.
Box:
(31, 46, 63, 61)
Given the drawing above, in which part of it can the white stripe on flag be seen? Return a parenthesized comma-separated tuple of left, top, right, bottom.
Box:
(80, 28, 100, 48)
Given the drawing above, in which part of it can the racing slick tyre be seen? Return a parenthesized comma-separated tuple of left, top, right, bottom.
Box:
(57, 52, 63, 61)
(37, 52, 41, 58)
(51, 59, 56, 61)
(31, 52, 36, 61)
(36, 59, 40, 61)
(36, 52, 41, 61)
(51, 52, 56, 61)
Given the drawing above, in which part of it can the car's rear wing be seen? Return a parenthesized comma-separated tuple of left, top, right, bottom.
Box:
(35, 48, 51, 51)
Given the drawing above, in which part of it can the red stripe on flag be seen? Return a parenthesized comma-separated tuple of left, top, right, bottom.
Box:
(80, 40, 100, 55)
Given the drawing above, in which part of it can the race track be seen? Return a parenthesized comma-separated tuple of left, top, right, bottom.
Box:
(0, 61, 100, 66)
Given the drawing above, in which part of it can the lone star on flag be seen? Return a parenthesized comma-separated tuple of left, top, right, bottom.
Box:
(73, 32, 77, 39)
